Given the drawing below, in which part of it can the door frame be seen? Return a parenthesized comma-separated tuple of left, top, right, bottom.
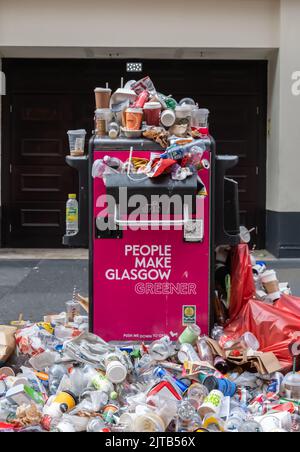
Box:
(1, 58, 268, 249)
(1, 60, 11, 247)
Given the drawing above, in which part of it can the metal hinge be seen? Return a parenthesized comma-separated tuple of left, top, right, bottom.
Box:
(9, 164, 12, 174)
(10, 105, 13, 113)
(256, 166, 259, 176)
(256, 226, 259, 235)
(256, 106, 260, 115)
(9, 224, 12, 233)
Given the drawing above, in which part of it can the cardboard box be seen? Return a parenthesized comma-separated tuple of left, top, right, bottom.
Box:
(0, 325, 17, 365)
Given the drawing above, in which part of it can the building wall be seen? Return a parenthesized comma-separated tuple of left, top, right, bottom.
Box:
(0, 0, 279, 49)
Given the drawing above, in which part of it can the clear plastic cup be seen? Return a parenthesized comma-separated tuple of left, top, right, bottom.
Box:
(67, 129, 87, 155)
(240, 332, 260, 351)
(66, 300, 81, 323)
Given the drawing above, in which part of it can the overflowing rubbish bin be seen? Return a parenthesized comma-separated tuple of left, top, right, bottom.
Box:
(89, 136, 240, 341)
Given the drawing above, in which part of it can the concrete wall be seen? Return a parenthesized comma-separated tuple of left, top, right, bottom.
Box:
(265, 0, 300, 257)
(0, 0, 279, 49)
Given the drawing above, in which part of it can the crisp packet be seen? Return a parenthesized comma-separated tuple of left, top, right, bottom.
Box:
(131, 76, 157, 96)
(146, 158, 177, 178)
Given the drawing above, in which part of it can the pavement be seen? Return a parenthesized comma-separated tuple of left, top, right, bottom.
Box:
(0, 258, 88, 324)
(0, 249, 299, 324)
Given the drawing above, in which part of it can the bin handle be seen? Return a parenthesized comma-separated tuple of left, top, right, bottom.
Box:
(114, 204, 191, 227)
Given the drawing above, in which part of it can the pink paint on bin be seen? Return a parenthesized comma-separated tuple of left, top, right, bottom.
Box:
(92, 149, 211, 342)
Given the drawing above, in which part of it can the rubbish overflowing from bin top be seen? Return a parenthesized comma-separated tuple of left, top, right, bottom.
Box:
(68, 76, 212, 182)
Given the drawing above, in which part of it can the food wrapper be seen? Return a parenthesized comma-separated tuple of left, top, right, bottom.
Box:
(143, 127, 169, 148)
(15, 325, 46, 356)
(131, 76, 157, 96)
(146, 158, 176, 178)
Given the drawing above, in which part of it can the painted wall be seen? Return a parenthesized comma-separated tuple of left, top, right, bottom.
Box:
(0, 0, 279, 49)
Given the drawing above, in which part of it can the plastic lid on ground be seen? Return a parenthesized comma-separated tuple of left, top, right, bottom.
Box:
(106, 361, 127, 384)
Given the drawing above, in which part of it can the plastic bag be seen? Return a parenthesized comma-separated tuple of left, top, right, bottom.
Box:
(225, 295, 300, 370)
(228, 244, 256, 322)
(225, 245, 300, 370)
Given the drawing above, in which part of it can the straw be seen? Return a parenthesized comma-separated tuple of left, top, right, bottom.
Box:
(128, 147, 133, 176)
(106, 82, 109, 89)
(72, 286, 77, 303)
(121, 77, 124, 89)
(293, 356, 297, 374)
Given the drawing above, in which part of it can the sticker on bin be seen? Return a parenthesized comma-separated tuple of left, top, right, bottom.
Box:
(183, 306, 197, 325)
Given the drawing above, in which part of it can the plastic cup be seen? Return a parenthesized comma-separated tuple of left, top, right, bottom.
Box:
(179, 324, 201, 345)
(125, 108, 143, 131)
(95, 109, 112, 137)
(178, 343, 201, 364)
(175, 105, 193, 119)
(67, 130, 86, 155)
(94, 88, 111, 109)
(66, 300, 81, 323)
(133, 413, 165, 432)
(143, 102, 161, 126)
(191, 108, 209, 128)
(240, 332, 260, 351)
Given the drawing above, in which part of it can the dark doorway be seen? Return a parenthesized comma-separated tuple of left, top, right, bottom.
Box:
(1, 59, 267, 248)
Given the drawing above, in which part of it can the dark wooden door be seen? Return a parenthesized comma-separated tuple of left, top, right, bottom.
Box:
(1, 59, 267, 248)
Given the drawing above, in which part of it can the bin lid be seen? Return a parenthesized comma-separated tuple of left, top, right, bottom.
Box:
(91, 136, 213, 152)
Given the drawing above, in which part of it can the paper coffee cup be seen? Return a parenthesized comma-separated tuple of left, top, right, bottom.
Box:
(261, 270, 279, 295)
(125, 108, 143, 131)
(143, 102, 161, 126)
(198, 390, 224, 419)
(94, 88, 112, 109)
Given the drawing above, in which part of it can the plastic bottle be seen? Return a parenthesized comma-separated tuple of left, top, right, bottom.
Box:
(196, 337, 214, 365)
(238, 420, 263, 432)
(105, 352, 128, 384)
(69, 364, 87, 397)
(225, 407, 248, 432)
(107, 123, 120, 140)
(149, 336, 174, 362)
(103, 155, 123, 171)
(87, 418, 110, 433)
(160, 141, 205, 160)
(66, 194, 79, 236)
(177, 401, 197, 432)
(187, 383, 209, 410)
(48, 364, 69, 395)
(153, 367, 189, 394)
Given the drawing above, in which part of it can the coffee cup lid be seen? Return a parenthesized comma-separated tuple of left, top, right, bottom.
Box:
(94, 87, 112, 93)
(126, 107, 143, 114)
(144, 102, 161, 110)
(106, 361, 127, 384)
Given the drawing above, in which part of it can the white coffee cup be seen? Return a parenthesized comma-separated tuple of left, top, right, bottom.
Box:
(261, 270, 280, 295)
(198, 390, 224, 418)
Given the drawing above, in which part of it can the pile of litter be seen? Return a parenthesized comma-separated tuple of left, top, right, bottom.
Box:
(1, 246, 300, 433)
(1, 316, 300, 432)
